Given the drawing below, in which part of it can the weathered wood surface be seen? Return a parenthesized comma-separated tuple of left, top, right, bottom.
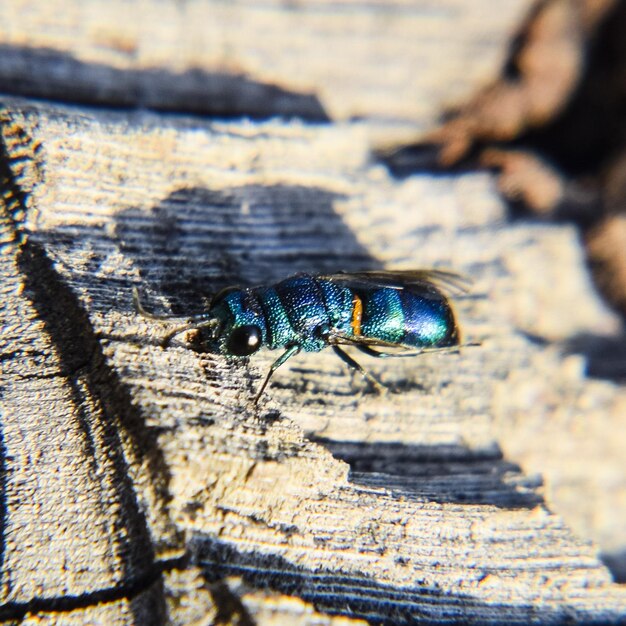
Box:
(0, 0, 532, 138)
(0, 109, 180, 623)
(1, 97, 625, 624)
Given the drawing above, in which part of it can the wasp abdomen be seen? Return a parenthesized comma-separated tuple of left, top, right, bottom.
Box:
(359, 287, 458, 348)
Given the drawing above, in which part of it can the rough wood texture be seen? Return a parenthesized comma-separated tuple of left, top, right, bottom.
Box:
(165, 571, 368, 626)
(0, 0, 532, 137)
(1, 98, 625, 623)
(0, 108, 180, 624)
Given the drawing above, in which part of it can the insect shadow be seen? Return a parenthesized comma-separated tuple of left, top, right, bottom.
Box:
(113, 184, 382, 315)
(115, 184, 388, 398)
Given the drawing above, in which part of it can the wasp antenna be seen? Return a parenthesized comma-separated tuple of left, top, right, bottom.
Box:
(161, 317, 220, 348)
(160, 323, 197, 347)
(132, 286, 190, 322)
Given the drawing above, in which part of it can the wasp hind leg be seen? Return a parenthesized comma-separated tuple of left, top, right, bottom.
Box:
(354, 345, 395, 358)
(331, 345, 386, 394)
(254, 344, 301, 404)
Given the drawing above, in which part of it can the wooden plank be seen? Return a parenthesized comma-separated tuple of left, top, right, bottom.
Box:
(17, 583, 166, 625)
(0, 108, 178, 624)
(1, 97, 625, 623)
(0, 0, 532, 135)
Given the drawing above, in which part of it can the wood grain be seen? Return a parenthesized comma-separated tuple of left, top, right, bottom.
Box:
(0, 0, 532, 139)
(0, 152, 172, 621)
(1, 98, 625, 623)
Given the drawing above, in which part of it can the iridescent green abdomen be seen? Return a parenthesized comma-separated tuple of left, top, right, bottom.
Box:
(359, 287, 457, 348)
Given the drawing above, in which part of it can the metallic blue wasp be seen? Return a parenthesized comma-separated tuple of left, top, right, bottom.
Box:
(134, 270, 467, 403)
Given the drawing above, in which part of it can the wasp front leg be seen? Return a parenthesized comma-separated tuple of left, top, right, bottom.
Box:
(254, 344, 301, 404)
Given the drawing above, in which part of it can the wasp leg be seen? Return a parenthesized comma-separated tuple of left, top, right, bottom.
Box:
(331, 345, 385, 393)
(355, 342, 482, 358)
(254, 344, 301, 404)
(354, 345, 395, 358)
(355, 344, 431, 358)
(330, 334, 420, 358)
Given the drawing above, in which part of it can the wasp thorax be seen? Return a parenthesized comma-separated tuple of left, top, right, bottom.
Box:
(226, 324, 262, 356)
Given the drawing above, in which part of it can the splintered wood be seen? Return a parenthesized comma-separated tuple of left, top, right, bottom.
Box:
(1, 99, 625, 624)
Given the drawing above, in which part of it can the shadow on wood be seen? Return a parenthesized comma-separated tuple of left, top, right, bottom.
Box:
(40, 184, 382, 313)
(0, 44, 330, 121)
(194, 534, 588, 626)
(312, 439, 543, 509)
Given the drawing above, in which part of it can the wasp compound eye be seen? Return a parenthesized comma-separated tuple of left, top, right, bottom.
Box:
(227, 325, 262, 356)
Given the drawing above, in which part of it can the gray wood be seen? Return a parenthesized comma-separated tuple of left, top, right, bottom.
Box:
(1, 98, 625, 623)
(0, 0, 533, 137)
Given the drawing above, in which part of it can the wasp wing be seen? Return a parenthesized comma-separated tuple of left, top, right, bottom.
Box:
(319, 269, 470, 298)
(328, 332, 422, 353)
(327, 331, 463, 356)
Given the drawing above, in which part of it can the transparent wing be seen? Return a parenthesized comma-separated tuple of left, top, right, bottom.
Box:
(327, 332, 463, 356)
(319, 269, 471, 297)
(328, 332, 421, 354)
